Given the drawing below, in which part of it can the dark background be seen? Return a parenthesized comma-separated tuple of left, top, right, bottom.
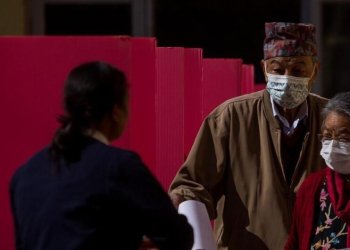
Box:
(44, 0, 350, 97)
(45, 0, 300, 84)
(155, 0, 300, 83)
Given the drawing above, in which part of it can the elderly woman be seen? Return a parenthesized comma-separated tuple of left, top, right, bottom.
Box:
(9, 61, 193, 250)
(285, 92, 350, 250)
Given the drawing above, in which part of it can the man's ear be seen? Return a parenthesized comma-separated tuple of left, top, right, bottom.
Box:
(314, 61, 321, 78)
(260, 59, 268, 82)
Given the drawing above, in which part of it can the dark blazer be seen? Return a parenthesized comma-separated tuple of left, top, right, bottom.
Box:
(10, 140, 193, 250)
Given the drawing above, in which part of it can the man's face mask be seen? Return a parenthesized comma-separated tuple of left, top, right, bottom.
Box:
(320, 140, 350, 175)
(265, 62, 315, 109)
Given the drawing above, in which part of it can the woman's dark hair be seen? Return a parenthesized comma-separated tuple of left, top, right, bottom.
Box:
(322, 92, 350, 122)
(49, 61, 128, 163)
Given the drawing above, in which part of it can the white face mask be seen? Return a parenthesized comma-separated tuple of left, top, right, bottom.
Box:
(265, 62, 315, 109)
(320, 140, 350, 174)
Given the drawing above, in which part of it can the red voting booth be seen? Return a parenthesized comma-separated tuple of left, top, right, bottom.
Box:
(0, 36, 265, 250)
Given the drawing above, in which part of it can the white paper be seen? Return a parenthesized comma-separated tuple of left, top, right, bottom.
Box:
(178, 200, 218, 250)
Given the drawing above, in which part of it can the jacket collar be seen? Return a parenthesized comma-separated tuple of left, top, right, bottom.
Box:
(263, 89, 315, 132)
(263, 89, 281, 130)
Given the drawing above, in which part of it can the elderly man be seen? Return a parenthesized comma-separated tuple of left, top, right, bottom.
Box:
(169, 22, 328, 250)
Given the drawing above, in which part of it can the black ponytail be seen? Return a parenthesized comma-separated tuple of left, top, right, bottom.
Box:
(49, 61, 128, 163)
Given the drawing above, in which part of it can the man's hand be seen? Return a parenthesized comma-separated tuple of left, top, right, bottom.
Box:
(170, 193, 184, 210)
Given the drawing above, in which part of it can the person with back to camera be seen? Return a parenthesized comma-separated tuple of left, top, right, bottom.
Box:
(9, 61, 193, 250)
(285, 92, 350, 250)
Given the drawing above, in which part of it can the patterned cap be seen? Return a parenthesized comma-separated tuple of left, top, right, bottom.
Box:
(264, 22, 317, 60)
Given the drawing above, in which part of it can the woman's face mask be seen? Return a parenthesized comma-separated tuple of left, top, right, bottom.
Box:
(320, 140, 350, 174)
(320, 112, 350, 174)
(265, 61, 315, 109)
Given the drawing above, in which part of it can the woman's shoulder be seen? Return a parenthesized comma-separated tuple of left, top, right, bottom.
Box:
(17, 146, 50, 170)
(86, 142, 146, 176)
(90, 142, 141, 164)
(10, 147, 50, 189)
(102, 145, 154, 185)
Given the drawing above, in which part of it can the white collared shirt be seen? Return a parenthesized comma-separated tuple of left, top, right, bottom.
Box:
(270, 96, 308, 136)
(85, 129, 109, 145)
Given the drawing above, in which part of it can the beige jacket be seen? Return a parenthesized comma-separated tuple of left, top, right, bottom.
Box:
(169, 90, 328, 250)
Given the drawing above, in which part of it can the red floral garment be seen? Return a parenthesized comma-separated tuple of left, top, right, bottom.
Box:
(310, 179, 348, 250)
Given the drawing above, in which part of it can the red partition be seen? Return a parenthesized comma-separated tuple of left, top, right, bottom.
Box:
(0, 36, 133, 250)
(130, 38, 157, 174)
(156, 47, 184, 190)
(202, 59, 243, 118)
(184, 48, 203, 159)
(0, 37, 260, 250)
